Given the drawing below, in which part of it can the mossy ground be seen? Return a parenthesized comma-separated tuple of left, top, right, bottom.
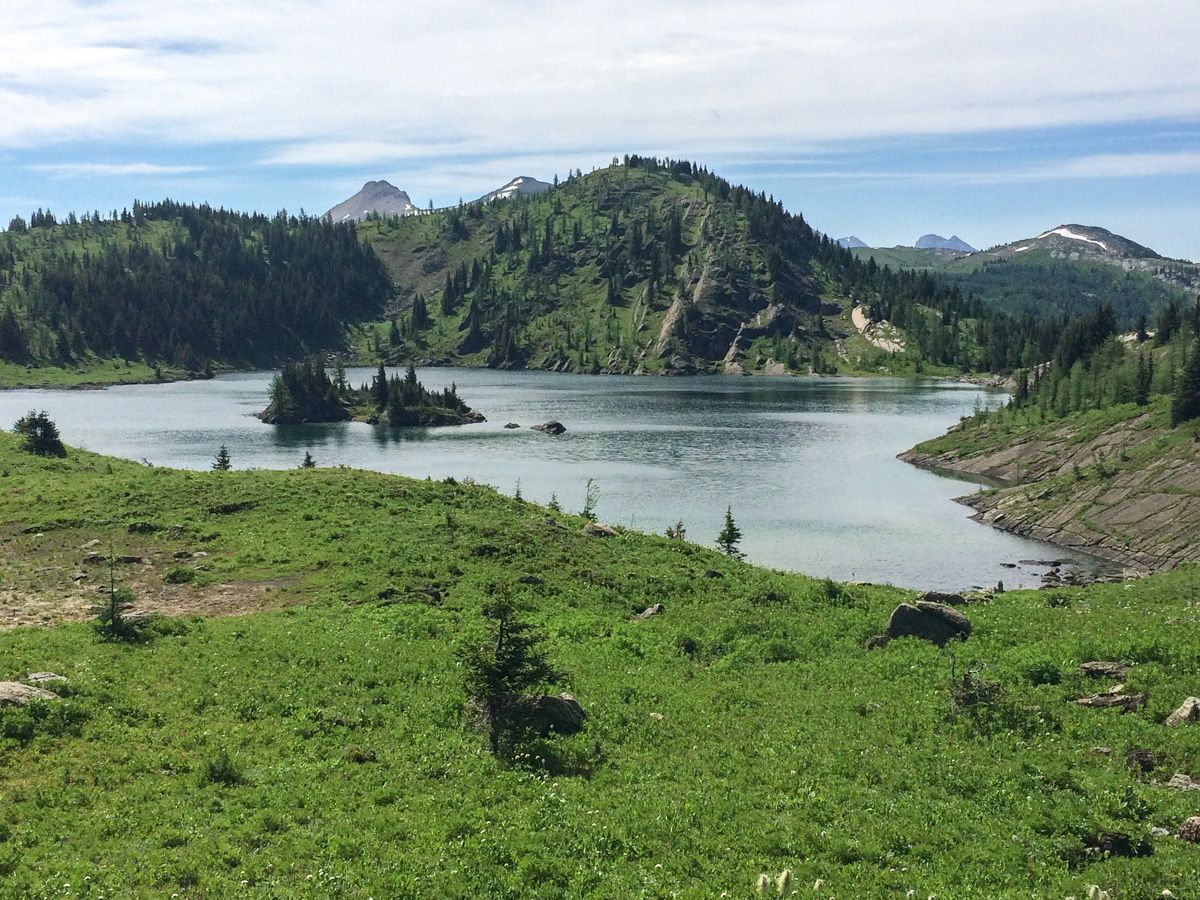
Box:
(1, 433, 1198, 897)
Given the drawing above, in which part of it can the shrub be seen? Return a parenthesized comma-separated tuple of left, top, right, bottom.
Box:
(198, 748, 243, 786)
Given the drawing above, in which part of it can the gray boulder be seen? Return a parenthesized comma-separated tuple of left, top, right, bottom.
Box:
(634, 603, 664, 620)
(0, 682, 59, 706)
(916, 590, 967, 607)
(583, 522, 617, 537)
(1166, 697, 1200, 726)
(531, 421, 566, 435)
(523, 693, 586, 736)
(886, 601, 971, 646)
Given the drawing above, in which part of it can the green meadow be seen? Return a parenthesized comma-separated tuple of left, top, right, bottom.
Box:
(1, 433, 1198, 897)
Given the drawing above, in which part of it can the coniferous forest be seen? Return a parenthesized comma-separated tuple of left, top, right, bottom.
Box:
(0, 201, 393, 371)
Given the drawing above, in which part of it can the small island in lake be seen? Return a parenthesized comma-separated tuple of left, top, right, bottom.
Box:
(259, 358, 484, 426)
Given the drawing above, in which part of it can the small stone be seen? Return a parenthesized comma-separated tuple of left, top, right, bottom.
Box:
(192, 551, 209, 559)
(915, 591, 967, 607)
(82, 539, 101, 549)
(649, 712, 664, 721)
(1178, 817, 1200, 843)
(82, 553, 104, 565)
(25, 672, 67, 685)
(1150, 826, 1171, 837)
(1166, 773, 1200, 791)
(173, 550, 192, 560)
(1165, 697, 1200, 727)
(503, 422, 520, 429)
(633, 603, 664, 620)
(71, 571, 88, 581)
(582, 522, 617, 537)
(530, 420, 566, 435)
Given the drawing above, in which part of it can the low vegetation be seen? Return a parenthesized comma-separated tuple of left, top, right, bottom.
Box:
(1, 432, 1198, 896)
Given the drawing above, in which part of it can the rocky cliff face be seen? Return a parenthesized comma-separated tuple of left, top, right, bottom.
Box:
(901, 406, 1200, 573)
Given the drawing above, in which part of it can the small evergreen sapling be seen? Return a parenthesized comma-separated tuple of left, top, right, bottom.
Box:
(716, 504, 744, 558)
(212, 444, 232, 471)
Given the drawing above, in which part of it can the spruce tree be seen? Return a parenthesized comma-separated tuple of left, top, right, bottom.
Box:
(13, 410, 66, 457)
(1171, 344, 1200, 426)
(459, 589, 561, 756)
(212, 444, 232, 471)
(301, 451, 316, 468)
(716, 505, 744, 558)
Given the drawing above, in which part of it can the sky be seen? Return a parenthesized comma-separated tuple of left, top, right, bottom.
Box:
(2, 0, 1199, 259)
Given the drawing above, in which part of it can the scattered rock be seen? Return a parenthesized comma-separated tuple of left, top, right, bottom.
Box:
(582, 522, 617, 537)
(633, 603, 664, 620)
(522, 693, 586, 736)
(1000, 562, 1017, 568)
(1150, 826, 1172, 837)
(1178, 817, 1200, 842)
(173, 549, 192, 560)
(530, 420, 566, 435)
(865, 634, 891, 650)
(192, 551, 209, 559)
(649, 712, 664, 721)
(1079, 661, 1128, 679)
(82, 538, 101, 549)
(25, 672, 67, 685)
(1084, 831, 1152, 857)
(915, 590, 967, 607)
(1127, 748, 1159, 772)
(0, 682, 59, 706)
(71, 571, 88, 582)
(885, 601, 971, 646)
(702, 569, 723, 579)
(1166, 773, 1200, 791)
(517, 574, 544, 586)
(1165, 697, 1200, 727)
(504, 422, 521, 429)
(1075, 693, 1147, 712)
(83, 553, 104, 565)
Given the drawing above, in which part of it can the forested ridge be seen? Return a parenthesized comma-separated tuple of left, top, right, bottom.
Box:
(0, 201, 393, 371)
(357, 157, 1129, 377)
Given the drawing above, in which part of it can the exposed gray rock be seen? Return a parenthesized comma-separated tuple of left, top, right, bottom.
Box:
(523, 693, 586, 736)
(1079, 661, 1128, 679)
(1075, 692, 1147, 712)
(25, 672, 67, 685)
(1165, 697, 1200, 727)
(1166, 773, 1200, 791)
(633, 603, 664, 620)
(531, 420, 566, 435)
(503, 422, 521, 429)
(1179, 816, 1200, 843)
(0, 682, 59, 706)
(885, 601, 971, 646)
(582, 522, 617, 537)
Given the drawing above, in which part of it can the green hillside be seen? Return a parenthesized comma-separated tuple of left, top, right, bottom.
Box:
(351, 158, 1057, 378)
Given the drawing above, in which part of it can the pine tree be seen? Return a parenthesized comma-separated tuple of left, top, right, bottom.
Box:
(1135, 352, 1152, 406)
(212, 444, 232, 471)
(300, 451, 316, 468)
(716, 505, 744, 558)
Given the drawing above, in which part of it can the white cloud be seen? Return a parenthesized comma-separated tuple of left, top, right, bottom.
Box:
(0, 0, 1196, 159)
(30, 163, 207, 177)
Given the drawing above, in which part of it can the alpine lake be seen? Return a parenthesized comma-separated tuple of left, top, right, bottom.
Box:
(0, 368, 1105, 591)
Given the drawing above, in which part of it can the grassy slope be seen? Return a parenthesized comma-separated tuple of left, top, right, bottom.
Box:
(1, 435, 1199, 896)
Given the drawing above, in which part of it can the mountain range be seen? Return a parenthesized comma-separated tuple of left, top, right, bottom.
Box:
(325, 176, 551, 222)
